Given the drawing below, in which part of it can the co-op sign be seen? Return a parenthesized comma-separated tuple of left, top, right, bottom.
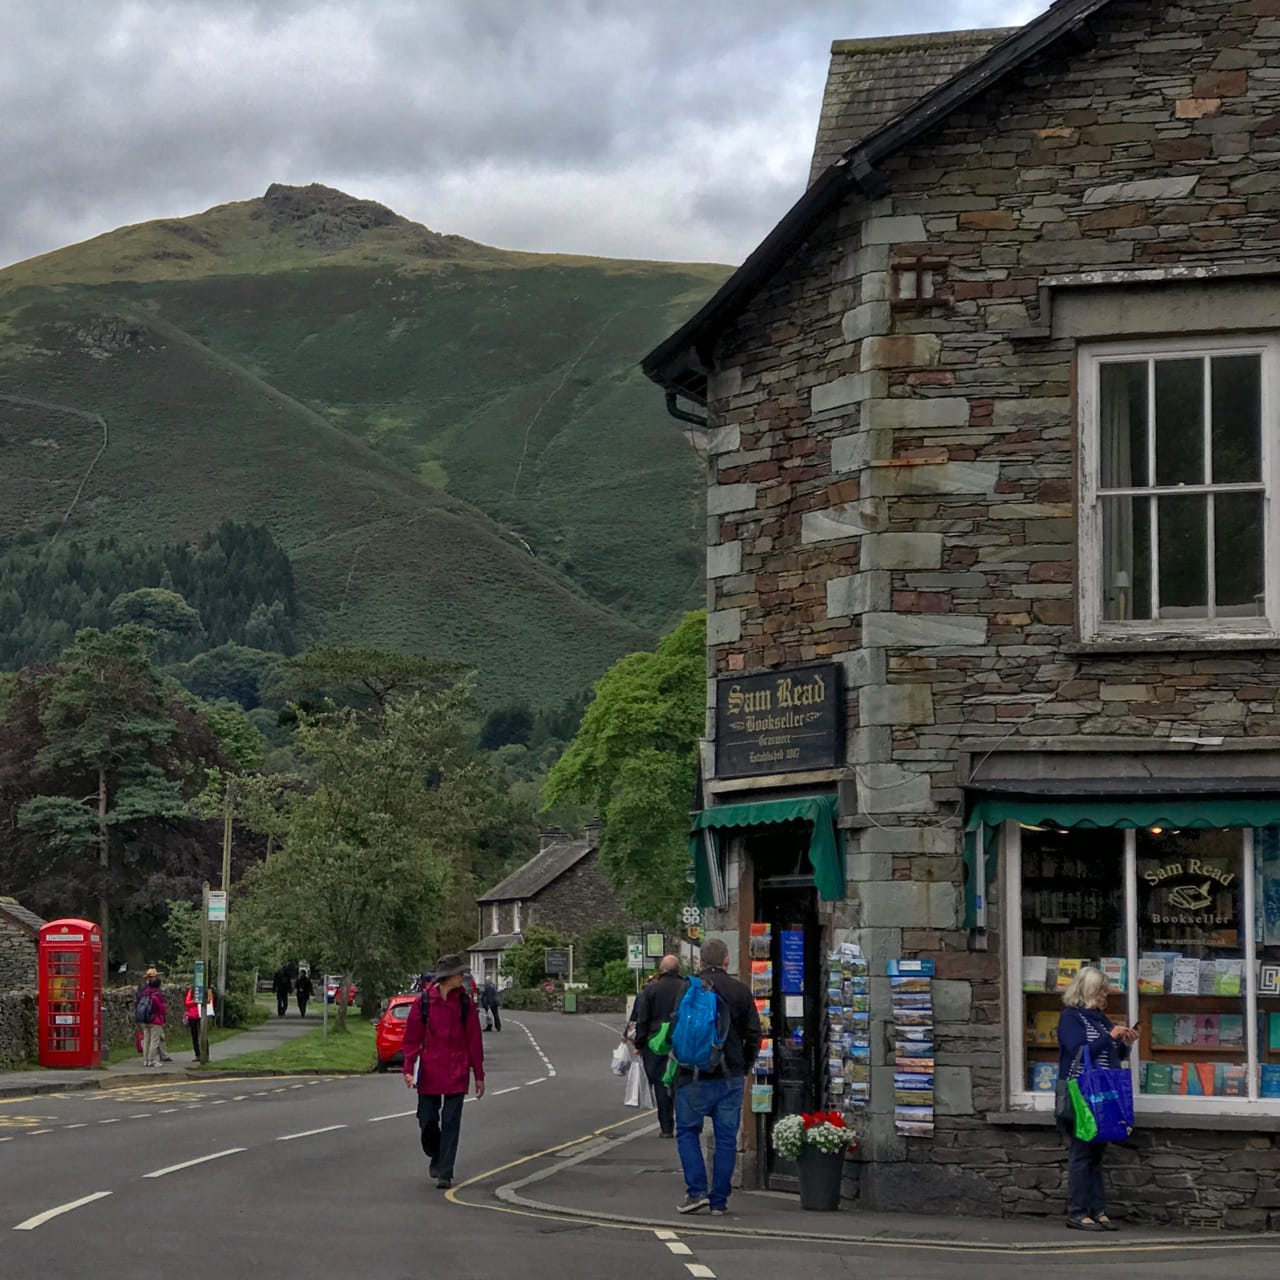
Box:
(715, 663, 843, 779)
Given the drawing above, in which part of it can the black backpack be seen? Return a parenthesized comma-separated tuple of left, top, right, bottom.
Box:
(134, 989, 155, 1024)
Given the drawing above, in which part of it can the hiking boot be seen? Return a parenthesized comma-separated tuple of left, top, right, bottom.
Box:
(677, 1194, 710, 1214)
(436, 1178, 453, 1190)
(708, 1208, 727, 1217)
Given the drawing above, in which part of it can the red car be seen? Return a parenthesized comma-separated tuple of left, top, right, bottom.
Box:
(374, 993, 419, 1072)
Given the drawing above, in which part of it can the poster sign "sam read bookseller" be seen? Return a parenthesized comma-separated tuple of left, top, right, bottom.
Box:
(715, 663, 843, 779)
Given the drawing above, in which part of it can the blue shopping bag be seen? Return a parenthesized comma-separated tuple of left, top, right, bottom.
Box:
(1074, 1045, 1134, 1143)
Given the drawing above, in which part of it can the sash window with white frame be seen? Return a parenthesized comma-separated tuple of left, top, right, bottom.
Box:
(1005, 822, 1280, 1116)
(1079, 337, 1277, 640)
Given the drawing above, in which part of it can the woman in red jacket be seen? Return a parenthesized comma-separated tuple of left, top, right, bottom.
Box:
(402, 954, 484, 1190)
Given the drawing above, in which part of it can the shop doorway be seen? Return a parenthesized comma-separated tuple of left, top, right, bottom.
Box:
(749, 824, 821, 1192)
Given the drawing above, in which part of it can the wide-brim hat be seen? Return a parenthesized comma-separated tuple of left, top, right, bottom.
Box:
(434, 954, 466, 978)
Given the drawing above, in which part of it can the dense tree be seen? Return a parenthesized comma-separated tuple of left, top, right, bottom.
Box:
(2, 627, 230, 965)
(235, 683, 493, 1030)
(269, 647, 469, 719)
(543, 612, 704, 926)
(0, 521, 298, 669)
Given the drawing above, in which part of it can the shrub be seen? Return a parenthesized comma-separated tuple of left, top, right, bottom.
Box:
(592, 959, 636, 997)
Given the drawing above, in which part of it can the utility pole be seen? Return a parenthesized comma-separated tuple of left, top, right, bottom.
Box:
(199, 882, 211, 1064)
(217, 780, 233, 1026)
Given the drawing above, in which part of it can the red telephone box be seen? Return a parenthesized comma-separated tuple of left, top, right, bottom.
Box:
(38, 918, 103, 1068)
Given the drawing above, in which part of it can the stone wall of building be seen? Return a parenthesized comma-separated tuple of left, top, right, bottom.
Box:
(526, 851, 631, 940)
(0, 918, 38, 992)
(698, 0, 1280, 1229)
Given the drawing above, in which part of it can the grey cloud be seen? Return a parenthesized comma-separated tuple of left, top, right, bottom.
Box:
(2, 0, 1047, 269)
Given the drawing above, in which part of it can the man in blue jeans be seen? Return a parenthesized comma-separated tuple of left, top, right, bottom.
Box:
(673, 938, 761, 1216)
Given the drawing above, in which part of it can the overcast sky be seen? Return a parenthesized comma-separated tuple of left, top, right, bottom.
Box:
(3, 0, 1047, 271)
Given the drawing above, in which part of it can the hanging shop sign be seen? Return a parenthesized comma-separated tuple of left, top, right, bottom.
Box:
(715, 663, 843, 779)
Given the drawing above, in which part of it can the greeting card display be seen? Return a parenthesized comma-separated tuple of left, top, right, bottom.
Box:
(828, 942, 869, 1116)
(889, 958, 935, 1138)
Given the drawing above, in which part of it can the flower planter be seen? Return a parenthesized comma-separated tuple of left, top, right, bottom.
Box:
(796, 1146, 845, 1211)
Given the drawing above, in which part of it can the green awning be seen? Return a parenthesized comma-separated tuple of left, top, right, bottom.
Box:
(961, 793, 1280, 930)
(689, 795, 843, 907)
(966, 795, 1280, 832)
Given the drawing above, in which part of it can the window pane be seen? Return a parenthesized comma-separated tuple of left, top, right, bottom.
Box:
(1100, 361, 1149, 489)
(1216, 492, 1265, 616)
(1212, 354, 1262, 484)
(1157, 495, 1208, 616)
(1020, 828, 1126, 1092)
(1254, 828, 1280, 1099)
(1136, 829, 1245, 1101)
(1154, 358, 1205, 486)
(1101, 495, 1151, 621)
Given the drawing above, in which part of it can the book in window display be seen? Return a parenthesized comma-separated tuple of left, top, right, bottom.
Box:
(1136, 830, 1248, 1099)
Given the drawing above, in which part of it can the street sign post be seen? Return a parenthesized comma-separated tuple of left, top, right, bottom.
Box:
(544, 947, 571, 977)
(207, 891, 227, 923)
(627, 942, 644, 970)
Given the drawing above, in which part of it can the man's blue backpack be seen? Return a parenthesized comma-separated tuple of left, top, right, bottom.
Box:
(670, 975, 729, 1075)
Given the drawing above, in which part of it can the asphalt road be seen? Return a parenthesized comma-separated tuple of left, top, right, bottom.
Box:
(4, 1011, 1280, 1280)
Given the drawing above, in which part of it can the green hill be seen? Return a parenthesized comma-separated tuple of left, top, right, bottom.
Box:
(0, 184, 729, 705)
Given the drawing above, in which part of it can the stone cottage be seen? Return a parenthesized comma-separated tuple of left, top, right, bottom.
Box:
(468, 826, 628, 983)
(645, 0, 1280, 1230)
(0, 897, 42, 991)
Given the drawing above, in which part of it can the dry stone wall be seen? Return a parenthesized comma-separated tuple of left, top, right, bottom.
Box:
(701, 0, 1280, 1229)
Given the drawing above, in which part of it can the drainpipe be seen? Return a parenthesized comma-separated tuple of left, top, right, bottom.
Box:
(664, 390, 708, 429)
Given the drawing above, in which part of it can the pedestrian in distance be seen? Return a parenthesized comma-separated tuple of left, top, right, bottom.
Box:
(479, 979, 501, 1032)
(183, 984, 202, 1058)
(402, 954, 485, 1190)
(1056, 965, 1137, 1232)
(136, 968, 174, 1062)
(296, 969, 314, 1018)
(273, 966, 292, 1018)
(630, 954, 684, 1138)
(137, 973, 168, 1067)
(671, 937, 760, 1216)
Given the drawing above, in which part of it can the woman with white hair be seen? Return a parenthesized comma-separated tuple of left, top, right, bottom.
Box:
(1056, 965, 1138, 1232)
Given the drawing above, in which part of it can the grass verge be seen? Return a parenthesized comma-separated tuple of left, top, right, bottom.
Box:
(204, 1016, 377, 1073)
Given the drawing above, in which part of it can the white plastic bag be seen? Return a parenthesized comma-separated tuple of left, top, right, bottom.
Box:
(611, 1041, 632, 1076)
(624, 1055, 647, 1107)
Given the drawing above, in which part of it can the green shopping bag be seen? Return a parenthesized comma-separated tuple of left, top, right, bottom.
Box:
(1067, 1078, 1098, 1142)
(648, 1020, 673, 1055)
(662, 1054, 678, 1087)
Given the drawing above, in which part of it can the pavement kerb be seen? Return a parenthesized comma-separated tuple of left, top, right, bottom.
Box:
(484, 1120, 1280, 1254)
(0, 1066, 369, 1098)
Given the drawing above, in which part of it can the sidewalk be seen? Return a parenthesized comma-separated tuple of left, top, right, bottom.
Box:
(0, 1000, 330, 1098)
(494, 1122, 1278, 1251)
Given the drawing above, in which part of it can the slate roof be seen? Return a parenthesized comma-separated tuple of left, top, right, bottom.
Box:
(643, 0, 1120, 400)
(476, 835, 594, 904)
(0, 898, 45, 936)
(467, 933, 522, 954)
(809, 28, 1018, 183)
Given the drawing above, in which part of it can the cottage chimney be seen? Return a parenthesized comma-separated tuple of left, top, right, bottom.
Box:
(539, 827, 565, 854)
(584, 816, 603, 846)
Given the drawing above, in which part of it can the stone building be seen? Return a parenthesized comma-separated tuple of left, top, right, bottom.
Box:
(0, 898, 42, 992)
(468, 826, 628, 983)
(645, 0, 1280, 1230)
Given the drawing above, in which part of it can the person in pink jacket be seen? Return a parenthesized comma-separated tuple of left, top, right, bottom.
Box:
(402, 954, 485, 1189)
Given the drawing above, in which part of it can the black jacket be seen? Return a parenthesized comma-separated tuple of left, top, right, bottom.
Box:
(480, 982, 499, 1010)
(631, 971, 686, 1049)
(677, 966, 761, 1080)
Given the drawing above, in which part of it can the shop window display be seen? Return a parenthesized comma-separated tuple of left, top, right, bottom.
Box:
(1009, 823, 1280, 1111)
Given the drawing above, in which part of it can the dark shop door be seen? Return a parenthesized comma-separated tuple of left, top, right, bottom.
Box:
(750, 826, 821, 1192)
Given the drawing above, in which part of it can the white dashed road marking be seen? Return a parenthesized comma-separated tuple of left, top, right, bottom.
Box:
(13, 1191, 111, 1231)
(652, 1231, 716, 1280)
(665, 1242, 692, 1255)
(143, 1149, 245, 1178)
(491, 1087, 521, 1096)
(509, 1018, 556, 1077)
(524, 1077, 547, 1086)
(685, 1266, 715, 1279)
(276, 1125, 346, 1142)
(368, 1110, 416, 1123)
